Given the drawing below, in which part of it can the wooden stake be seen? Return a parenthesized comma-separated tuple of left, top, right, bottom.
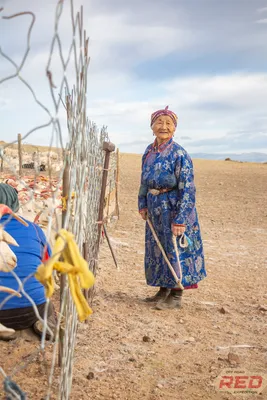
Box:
(106, 178, 112, 223)
(58, 154, 70, 367)
(96, 142, 115, 254)
(103, 224, 118, 269)
(115, 148, 120, 219)
(18, 134, 22, 177)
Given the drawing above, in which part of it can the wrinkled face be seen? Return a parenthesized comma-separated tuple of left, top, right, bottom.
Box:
(152, 115, 176, 141)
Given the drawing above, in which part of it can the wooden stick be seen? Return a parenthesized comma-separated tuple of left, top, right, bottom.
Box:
(18, 133, 22, 177)
(82, 241, 90, 324)
(59, 154, 70, 367)
(106, 178, 112, 223)
(96, 142, 115, 254)
(103, 224, 119, 269)
(147, 218, 184, 290)
(115, 148, 120, 219)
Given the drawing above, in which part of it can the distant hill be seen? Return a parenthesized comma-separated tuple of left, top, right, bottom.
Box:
(190, 152, 267, 163)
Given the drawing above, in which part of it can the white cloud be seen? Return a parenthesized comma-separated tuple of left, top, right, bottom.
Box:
(256, 7, 267, 13)
(162, 73, 267, 109)
(86, 73, 267, 154)
(87, 13, 195, 67)
(0, 0, 267, 157)
(256, 18, 267, 24)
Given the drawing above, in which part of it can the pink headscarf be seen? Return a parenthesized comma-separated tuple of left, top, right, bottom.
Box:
(150, 106, 178, 127)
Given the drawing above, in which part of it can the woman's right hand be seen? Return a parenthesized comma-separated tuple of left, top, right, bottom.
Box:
(139, 210, 148, 221)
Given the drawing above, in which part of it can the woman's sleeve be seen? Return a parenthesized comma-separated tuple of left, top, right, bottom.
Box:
(138, 148, 150, 212)
(173, 152, 196, 225)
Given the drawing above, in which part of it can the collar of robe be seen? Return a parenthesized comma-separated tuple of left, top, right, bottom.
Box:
(152, 137, 173, 153)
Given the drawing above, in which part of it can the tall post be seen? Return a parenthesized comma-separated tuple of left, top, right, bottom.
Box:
(115, 148, 120, 219)
(96, 142, 115, 254)
(106, 179, 112, 224)
(58, 153, 70, 367)
(82, 241, 90, 322)
(18, 134, 22, 177)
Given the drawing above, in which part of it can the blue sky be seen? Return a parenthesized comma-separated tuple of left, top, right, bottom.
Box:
(0, 0, 267, 155)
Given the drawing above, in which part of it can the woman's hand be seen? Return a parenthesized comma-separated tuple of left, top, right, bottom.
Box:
(139, 210, 148, 221)
(172, 224, 186, 236)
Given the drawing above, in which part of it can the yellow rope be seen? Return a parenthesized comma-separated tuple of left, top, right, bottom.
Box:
(35, 229, 95, 322)
(61, 196, 68, 211)
(61, 192, 76, 212)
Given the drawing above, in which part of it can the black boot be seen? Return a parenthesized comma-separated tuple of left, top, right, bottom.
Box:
(144, 287, 170, 302)
(155, 289, 183, 310)
(32, 302, 57, 341)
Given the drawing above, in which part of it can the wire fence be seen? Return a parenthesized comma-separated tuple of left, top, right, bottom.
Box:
(104, 149, 120, 223)
(0, 1, 119, 398)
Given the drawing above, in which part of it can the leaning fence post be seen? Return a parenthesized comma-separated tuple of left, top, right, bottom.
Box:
(58, 153, 70, 367)
(96, 142, 115, 254)
(18, 134, 22, 177)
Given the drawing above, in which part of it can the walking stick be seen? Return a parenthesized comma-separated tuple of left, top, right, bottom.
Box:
(103, 224, 119, 270)
(147, 217, 184, 290)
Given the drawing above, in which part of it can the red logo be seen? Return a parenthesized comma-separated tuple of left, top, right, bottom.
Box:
(215, 370, 267, 395)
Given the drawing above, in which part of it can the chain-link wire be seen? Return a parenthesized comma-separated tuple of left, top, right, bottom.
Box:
(0, 1, 117, 398)
(103, 151, 120, 223)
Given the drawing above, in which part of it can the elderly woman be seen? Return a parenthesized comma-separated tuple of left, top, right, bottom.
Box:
(138, 106, 206, 310)
(0, 183, 55, 340)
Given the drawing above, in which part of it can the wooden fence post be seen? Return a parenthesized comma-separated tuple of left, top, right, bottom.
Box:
(96, 142, 115, 254)
(18, 134, 22, 177)
(58, 154, 70, 367)
(115, 148, 120, 219)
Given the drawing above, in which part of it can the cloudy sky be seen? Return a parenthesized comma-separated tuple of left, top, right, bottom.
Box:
(0, 0, 267, 155)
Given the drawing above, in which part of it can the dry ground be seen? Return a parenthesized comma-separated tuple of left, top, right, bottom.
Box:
(1, 154, 267, 399)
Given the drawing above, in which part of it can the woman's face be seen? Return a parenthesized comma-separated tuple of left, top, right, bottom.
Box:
(152, 115, 176, 141)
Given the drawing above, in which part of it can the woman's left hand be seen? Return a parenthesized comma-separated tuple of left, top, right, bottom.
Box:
(172, 224, 186, 236)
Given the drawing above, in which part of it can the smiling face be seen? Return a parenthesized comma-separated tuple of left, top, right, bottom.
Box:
(151, 115, 176, 144)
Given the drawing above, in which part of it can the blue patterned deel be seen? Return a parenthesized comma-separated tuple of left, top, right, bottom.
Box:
(138, 138, 206, 288)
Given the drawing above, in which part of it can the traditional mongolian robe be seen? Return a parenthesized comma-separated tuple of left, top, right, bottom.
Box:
(138, 138, 206, 289)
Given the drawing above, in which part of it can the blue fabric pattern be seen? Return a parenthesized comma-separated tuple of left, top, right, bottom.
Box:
(138, 138, 206, 288)
(0, 215, 51, 310)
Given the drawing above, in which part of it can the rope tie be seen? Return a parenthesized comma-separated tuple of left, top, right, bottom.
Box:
(179, 233, 194, 251)
(61, 192, 76, 211)
(172, 235, 183, 284)
(61, 196, 68, 211)
(35, 229, 95, 322)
